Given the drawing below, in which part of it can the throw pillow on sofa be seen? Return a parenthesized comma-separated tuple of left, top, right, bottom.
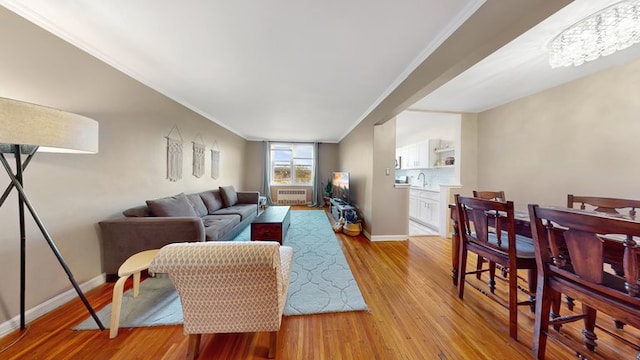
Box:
(219, 186, 238, 207)
(146, 193, 198, 217)
(200, 190, 225, 214)
(186, 193, 208, 217)
(122, 205, 151, 217)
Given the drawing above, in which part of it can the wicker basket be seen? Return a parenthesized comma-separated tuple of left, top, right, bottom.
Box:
(343, 222, 362, 236)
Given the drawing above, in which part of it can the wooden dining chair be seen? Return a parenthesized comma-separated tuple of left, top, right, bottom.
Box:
(455, 195, 537, 340)
(528, 204, 640, 360)
(566, 195, 640, 315)
(472, 191, 507, 281)
(473, 190, 506, 202)
(567, 194, 640, 219)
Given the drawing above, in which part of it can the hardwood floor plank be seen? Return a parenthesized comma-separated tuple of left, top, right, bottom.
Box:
(0, 206, 636, 359)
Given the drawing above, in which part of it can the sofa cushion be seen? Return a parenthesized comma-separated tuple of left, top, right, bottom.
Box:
(213, 204, 257, 221)
(122, 205, 151, 217)
(201, 214, 241, 240)
(146, 193, 198, 217)
(200, 190, 225, 214)
(186, 193, 208, 217)
(219, 186, 238, 207)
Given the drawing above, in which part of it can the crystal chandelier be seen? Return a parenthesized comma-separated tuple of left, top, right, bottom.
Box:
(548, 0, 640, 68)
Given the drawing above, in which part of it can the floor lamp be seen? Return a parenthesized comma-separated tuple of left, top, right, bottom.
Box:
(0, 97, 104, 330)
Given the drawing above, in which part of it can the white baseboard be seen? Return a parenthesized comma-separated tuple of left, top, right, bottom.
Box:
(0, 273, 106, 338)
(369, 234, 409, 242)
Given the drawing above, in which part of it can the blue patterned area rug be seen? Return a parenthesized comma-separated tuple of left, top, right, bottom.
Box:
(234, 209, 368, 315)
(74, 210, 367, 330)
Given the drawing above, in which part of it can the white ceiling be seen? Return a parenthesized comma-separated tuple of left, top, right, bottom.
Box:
(411, 0, 640, 112)
(2, 0, 640, 142)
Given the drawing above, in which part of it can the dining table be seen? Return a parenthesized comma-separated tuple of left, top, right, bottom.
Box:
(447, 203, 629, 287)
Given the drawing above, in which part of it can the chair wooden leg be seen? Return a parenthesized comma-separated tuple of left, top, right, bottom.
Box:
(187, 334, 201, 360)
(109, 274, 130, 339)
(132, 271, 141, 297)
(532, 280, 553, 360)
(457, 243, 468, 299)
(550, 290, 562, 332)
(527, 268, 537, 312)
(613, 318, 625, 329)
(582, 305, 598, 352)
(508, 265, 518, 340)
(268, 331, 277, 359)
(488, 261, 497, 294)
(475, 256, 485, 280)
(565, 294, 575, 311)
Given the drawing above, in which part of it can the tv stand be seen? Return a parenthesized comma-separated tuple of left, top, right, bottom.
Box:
(330, 198, 354, 221)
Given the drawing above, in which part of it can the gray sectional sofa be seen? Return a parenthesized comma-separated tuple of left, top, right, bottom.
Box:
(99, 186, 259, 280)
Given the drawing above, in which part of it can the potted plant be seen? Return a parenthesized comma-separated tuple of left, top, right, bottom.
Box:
(342, 209, 362, 236)
(324, 177, 333, 197)
(322, 177, 333, 206)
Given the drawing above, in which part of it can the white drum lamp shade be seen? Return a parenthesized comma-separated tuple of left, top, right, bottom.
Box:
(0, 97, 98, 153)
(0, 96, 103, 331)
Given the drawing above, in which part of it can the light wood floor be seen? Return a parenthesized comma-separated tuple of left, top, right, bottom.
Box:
(0, 207, 636, 359)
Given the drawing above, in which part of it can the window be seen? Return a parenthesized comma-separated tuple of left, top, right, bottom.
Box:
(270, 143, 314, 185)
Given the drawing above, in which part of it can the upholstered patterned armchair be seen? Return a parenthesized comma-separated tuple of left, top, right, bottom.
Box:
(149, 241, 293, 359)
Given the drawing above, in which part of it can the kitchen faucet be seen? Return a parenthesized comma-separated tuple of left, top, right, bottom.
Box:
(417, 172, 427, 187)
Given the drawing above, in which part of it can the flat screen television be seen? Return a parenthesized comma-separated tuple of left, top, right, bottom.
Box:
(331, 171, 350, 203)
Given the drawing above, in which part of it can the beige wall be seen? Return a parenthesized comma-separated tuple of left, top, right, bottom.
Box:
(0, 7, 249, 325)
(339, 117, 374, 235)
(372, 119, 409, 239)
(458, 113, 479, 196)
(477, 57, 640, 211)
(341, 115, 410, 239)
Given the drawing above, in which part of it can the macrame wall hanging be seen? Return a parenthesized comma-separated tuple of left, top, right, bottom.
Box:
(192, 134, 206, 178)
(210, 141, 220, 180)
(165, 125, 183, 182)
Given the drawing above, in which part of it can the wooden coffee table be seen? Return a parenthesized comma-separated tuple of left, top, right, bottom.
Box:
(251, 206, 291, 244)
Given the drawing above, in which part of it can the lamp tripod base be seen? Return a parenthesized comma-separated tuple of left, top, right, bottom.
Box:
(0, 145, 104, 331)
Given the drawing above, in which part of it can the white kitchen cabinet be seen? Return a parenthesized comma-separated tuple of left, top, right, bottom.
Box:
(425, 198, 439, 229)
(404, 141, 430, 169)
(396, 146, 408, 169)
(405, 143, 417, 169)
(416, 141, 430, 168)
(409, 188, 439, 230)
(409, 189, 420, 219)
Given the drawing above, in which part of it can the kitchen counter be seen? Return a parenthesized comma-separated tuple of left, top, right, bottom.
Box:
(410, 185, 440, 192)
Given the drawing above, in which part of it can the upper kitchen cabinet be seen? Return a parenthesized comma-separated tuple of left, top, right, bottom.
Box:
(403, 141, 430, 169)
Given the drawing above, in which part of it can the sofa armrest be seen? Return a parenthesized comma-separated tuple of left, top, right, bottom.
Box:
(237, 191, 259, 205)
(99, 217, 205, 279)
